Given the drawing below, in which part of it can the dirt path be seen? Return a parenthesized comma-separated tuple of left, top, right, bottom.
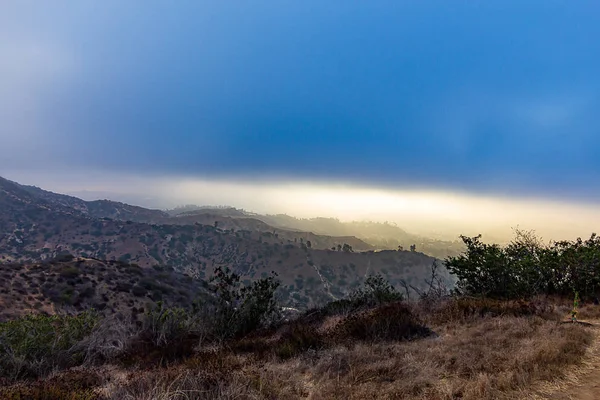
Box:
(531, 320, 600, 400)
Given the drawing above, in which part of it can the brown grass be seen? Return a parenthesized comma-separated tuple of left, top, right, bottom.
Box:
(251, 315, 593, 399)
(575, 303, 600, 321)
(1, 298, 596, 400)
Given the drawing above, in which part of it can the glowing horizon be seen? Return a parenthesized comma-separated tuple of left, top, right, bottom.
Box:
(5, 169, 600, 244)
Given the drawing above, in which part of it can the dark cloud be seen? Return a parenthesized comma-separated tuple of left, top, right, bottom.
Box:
(1, 1, 600, 201)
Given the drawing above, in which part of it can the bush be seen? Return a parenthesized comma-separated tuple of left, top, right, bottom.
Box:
(331, 302, 433, 343)
(119, 303, 201, 364)
(446, 230, 600, 299)
(54, 253, 75, 263)
(58, 265, 80, 279)
(131, 285, 147, 297)
(140, 302, 196, 349)
(0, 312, 99, 380)
(209, 267, 280, 340)
(115, 269, 282, 364)
(349, 273, 403, 308)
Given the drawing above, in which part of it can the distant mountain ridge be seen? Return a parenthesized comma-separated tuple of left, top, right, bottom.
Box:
(167, 205, 465, 259)
(21, 183, 169, 223)
(0, 176, 455, 308)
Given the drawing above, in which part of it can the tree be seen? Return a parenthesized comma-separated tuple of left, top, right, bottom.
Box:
(306, 240, 312, 248)
(410, 244, 416, 252)
(342, 243, 353, 253)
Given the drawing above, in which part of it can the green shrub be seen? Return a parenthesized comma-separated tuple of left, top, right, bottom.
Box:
(141, 302, 195, 349)
(349, 273, 403, 307)
(446, 230, 600, 299)
(131, 285, 147, 297)
(58, 265, 80, 279)
(54, 253, 75, 263)
(209, 267, 280, 340)
(0, 312, 99, 380)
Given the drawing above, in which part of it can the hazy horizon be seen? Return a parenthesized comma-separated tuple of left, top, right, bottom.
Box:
(4, 169, 600, 244)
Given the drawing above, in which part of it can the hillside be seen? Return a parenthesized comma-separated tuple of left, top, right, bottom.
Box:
(20, 183, 169, 223)
(0, 176, 452, 309)
(0, 257, 211, 322)
(5, 178, 372, 252)
(168, 212, 374, 252)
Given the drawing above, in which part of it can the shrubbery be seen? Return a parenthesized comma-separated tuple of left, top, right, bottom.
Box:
(349, 273, 403, 306)
(208, 266, 280, 340)
(142, 302, 195, 348)
(315, 273, 404, 317)
(0, 312, 98, 380)
(0, 265, 283, 380)
(0, 266, 448, 383)
(121, 266, 282, 363)
(332, 302, 433, 343)
(446, 230, 600, 300)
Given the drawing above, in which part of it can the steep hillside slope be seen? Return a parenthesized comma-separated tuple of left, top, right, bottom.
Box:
(0, 258, 211, 322)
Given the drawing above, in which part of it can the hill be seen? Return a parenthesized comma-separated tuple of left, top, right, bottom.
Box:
(167, 212, 374, 252)
(19, 182, 169, 223)
(0, 176, 452, 308)
(1, 176, 596, 400)
(0, 257, 211, 322)
(168, 206, 465, 258)
(261, 214, 466, 258)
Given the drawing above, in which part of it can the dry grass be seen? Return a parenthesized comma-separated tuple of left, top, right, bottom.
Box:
(250, 315, 592, 400)
(575, 303, 600, 321)
(109, 300, 596, 399)
(1, 298, 596, 400)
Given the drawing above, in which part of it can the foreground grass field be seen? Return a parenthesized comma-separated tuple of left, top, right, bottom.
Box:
(0, 297, 595, 400)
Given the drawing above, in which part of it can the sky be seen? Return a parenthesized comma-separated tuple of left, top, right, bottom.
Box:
(2, 1, 600, 240)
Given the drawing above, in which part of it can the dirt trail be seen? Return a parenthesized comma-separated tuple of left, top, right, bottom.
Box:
(531, 320, 600, 400)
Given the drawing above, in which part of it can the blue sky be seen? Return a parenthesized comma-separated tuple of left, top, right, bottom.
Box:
(1, 1, 600, 201)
